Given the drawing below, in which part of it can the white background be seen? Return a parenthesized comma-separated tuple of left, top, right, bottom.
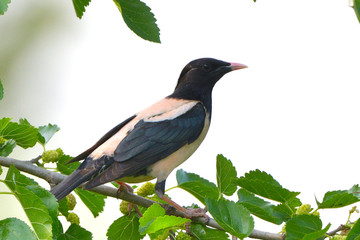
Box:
(1, 0, 360, 238)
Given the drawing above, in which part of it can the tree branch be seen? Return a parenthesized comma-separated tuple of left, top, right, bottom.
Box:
(0, 156, 284, 240)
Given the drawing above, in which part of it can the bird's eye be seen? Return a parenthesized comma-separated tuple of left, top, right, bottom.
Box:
(201, 64, 210, 71)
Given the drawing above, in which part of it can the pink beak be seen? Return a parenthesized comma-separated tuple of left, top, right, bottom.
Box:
(230, 62, 248, 71)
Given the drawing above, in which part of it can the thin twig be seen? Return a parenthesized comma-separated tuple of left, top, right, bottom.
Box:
(326, 224, 348, 236)
(0, 156, 284, 240)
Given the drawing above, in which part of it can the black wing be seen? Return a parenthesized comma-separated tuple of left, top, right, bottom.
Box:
(84, 102, 207, 188)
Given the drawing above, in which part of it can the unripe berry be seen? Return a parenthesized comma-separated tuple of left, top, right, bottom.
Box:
(136, 182, 155, 197)
(66, 212, 80, 225)
(331, 235, 346, 240)
(350, 206, 359, 214)
(42, 149, 61, 163)
(66, 194, 77, 211)
(0, 137, 7, 146)
(120, 201, 130, 215)
(296, 204, 312, 215)
(312, 210, 320, 217)
(175, 231, 191, 240)
(56, 148, 64, 158)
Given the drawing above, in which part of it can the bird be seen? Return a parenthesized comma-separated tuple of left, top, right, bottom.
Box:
(50, 58, 247, 217)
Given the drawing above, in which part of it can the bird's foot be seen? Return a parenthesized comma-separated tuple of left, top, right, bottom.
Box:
(183, 207, 209, 221)
(115, 181, 143, 217)
(115, 181, 134, 194)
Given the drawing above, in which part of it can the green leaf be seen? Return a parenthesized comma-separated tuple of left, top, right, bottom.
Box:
(0, 0, 11, 15)
(0, 218, 37, 240)
(107, 213, 142, 240)
(347, 217, 360, 240)
(0, 78, 3, 100)
(139, 203, 165, 234)
(1, 121, 38, 148)
(0, 117, 11, 133)
(144, 215, 190, 235)
(19, 118, 31, 125)
(74, 188, 106, 217)
(316, 190, 359, 209)
(273, 197, 302, 222)
(114, 0, 160, 43)
(237, 189, 285, 224)
(4, 165, 53, 240)
(58, 224, 92, 240)
(139, 203, 189, 235)
(190, 223, 229, 240)
(349, 184, 360, 198)
(57, 154, 80, 175)
(354, 0, 360, 23)
(236, 169, 300, 203)
(176, 169, 218, 204)
(58, 198, 70, 218)
(72, 0, 91, 19)
(216, 154, 237, 196)
(286, 215, 329, 240)
(25, 185, 62, 237)
(303, 223, 331, 240)
(0, 139, 16, 157)
(205, 198, 254, 238)
(38, 124, 60, 146)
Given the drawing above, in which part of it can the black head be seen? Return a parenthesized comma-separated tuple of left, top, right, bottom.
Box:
(171, 58, 247, 103)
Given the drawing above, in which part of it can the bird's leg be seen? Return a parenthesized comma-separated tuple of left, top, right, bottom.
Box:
(155, 180, 209, 220)
(114, 181, 143, 217)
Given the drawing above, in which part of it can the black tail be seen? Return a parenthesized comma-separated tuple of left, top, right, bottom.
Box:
(50, 158, 107, 200)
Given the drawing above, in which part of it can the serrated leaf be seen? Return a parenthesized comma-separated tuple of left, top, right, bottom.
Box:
(145, 216, 190, 235)
(190, 223, 229, 240)
(38, 123, 60, 145)
(107, 213, 142, 240)
(4, 166, 63, 237)
(302, 223, 331, 240)
(139, 203, 165, 234)
(316, 190, 359, 209)
(58, 224, 92, 240)
(0, 78, 3, 100)
(354, 0, 360, 23)
(114, 0, 160, 43)
(0, 0, 11, 15)
(1, 121, 38, 148)
(347, 217, 360, 240)
(205, 198, 254, 239)
(273, 197, 302, 222)
(216, 154, 237, 196)
(0, 117, 11, 133)
(286, 215, 328, 240)
(0, 218, 37, 240)
(4, 164, 39, 187)
(139, 204, 189, 235)
(72, 0, 91, 19)
(25, 185, 62, 237)
(176, 169, 218, 204)
(349, 184, 360, 198)
(74, 188, 106, 217)
(19, 118, 31, 125)
(57, 154, 80, 175)
(237, 169, 300, 203)
(237, 188, 285, 224)
(0, 139, 16, 156)
(4, 165, 53, 240)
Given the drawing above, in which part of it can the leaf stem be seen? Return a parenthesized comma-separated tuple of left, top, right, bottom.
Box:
(165, 186, 178, 192)
(0, 191, 14, 195)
